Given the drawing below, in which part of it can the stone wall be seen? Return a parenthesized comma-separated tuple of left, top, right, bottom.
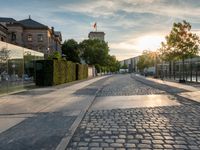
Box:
(7, 25, 23, 46)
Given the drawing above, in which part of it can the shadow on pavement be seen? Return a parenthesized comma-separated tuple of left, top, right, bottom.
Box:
(73, 87, 98, 96)
(0, 112, 76, 150)
(11, 89, 55, 96)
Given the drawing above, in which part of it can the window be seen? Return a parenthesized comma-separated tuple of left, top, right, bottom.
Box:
(27, 35, 32, 41)
(38, 34, 43, 42)
(38, 46, 44, 52)
(11, 32, 16, 41)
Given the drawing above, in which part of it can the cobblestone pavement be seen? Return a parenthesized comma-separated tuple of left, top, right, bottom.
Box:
(67, 74, 200, 150)
(97, 75, 165, 96)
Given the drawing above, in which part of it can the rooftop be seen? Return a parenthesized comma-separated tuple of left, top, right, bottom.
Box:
(89, 31, 105, 34)
(18, 18, 48, 29)
(0, 17, 16, 22)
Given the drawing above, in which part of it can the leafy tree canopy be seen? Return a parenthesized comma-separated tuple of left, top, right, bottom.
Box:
(121, 64, 128, 69)
(79, 39, 109, 66)
(137, 50, 158, 72)
(160, 20, 200, 61)
(48, 51, 62, 60)
(62, 39, 80, 63)
(106, 55, 120, 72)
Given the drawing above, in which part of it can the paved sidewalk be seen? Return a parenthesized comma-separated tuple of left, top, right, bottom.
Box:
(134, 74, 200, 103)
(0, 76, 109, 150)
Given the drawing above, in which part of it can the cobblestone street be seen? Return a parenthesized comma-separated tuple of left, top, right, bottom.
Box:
(67, 74, 200, 150)
(97, 75, 165, 96)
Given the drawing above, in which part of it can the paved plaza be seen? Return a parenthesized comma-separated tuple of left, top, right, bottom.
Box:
(67, 74, 200, 150)
(0, 76, 108, 150)
(0, 74, 200, 150)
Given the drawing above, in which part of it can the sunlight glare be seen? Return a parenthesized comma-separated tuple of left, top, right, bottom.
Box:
(137, 35, 164, 51)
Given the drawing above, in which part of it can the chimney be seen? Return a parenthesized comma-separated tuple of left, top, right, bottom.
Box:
(51, 27, 54, 34)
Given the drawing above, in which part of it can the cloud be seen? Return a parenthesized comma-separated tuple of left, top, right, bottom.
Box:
(60, 0, 200, 20)
(1, 0, 200, 61)
(60, 0, 116, 17)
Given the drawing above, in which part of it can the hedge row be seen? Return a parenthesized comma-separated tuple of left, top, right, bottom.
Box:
(76, 64, 88, 80)
(35, 60, 88, 86)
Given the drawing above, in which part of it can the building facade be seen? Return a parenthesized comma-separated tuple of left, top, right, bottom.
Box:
(0, 24, 8, 42)
(120, 56, 140, 73)
(0, 17, 62, 56)
(88, 32, 105, 41)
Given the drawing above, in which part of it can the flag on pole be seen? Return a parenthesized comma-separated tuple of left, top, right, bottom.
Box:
(93, 22, 97, 31)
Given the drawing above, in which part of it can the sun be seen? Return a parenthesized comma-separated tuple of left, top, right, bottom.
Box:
(137, 35, 165, 51)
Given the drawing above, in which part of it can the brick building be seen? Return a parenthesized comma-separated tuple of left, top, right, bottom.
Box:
(0, 17, 62, 56)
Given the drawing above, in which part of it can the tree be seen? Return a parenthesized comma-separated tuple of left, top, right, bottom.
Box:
(160, 20, 200, 81)
(158, 42, 175, 79)
(79, 39, 109, 66)
(137, 50, 157, 72)
(121, 64, 128, 69)
(62, 39, 80, 63)
(105, 55, 120, 72)
(48, 51, 62, 60)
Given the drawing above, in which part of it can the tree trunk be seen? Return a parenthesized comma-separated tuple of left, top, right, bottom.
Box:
(169, 61, 171, 79)
(161, 62, 164, 80)
(190, 59, 192, 82)
(182, 59, 185, 80)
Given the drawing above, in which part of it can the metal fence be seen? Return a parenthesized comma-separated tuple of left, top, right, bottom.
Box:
(0, 41, 44, 94)
(156, 57, 200, 82)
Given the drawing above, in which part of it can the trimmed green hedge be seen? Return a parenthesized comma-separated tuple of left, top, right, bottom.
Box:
(35, 60, 88, 86)
(76, 64, 88, 80)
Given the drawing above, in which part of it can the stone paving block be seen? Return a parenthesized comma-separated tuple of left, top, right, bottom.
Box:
(78, 142, 88, 147)
(77, 147, 88, 150)
(110, 143, 123, 147)
(101, 142, 109, 147)
(173, 144, 188, 149)
(90, 148, 102, 150)
(124, 143, 136, 148)
(89, 142, 99, 147)
(153, 144, 164, 149)
(138, 144, 152, 149)
(104, 148, 114, 150)
(188, 145, 199, 150)
(141, 140, 152, 144)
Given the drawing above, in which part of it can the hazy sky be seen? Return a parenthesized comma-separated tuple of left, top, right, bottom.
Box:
(1, 0, 200, 60)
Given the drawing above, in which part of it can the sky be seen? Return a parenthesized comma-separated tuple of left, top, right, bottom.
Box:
(1, 0, 200, 61)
